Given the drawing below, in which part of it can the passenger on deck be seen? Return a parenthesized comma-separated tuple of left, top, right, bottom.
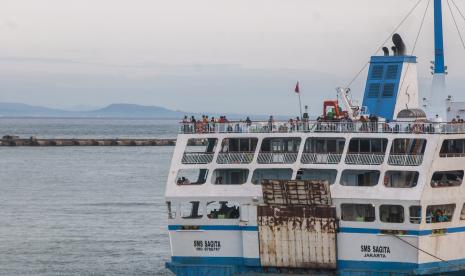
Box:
(289, 118, 295, 131)
(182, 116, 189, 133)
(215, 176, 223, 184)
(436, 209, 448, 222)
(302, 106, 310, 131)
(245, 117, 252, 126)
(268, 116, 275, 132)
(203, 115, 210, 132)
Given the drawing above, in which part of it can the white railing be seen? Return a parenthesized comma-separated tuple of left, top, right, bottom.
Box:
(181, 152, 214, 164)
(439, 153, 465, 158)
(388, 154, 424, 166)
(345, 153, 385, 165)
(257, 152, 298, 164)
(179, 121, 465, 135)
(301, 153, 342, 164)
(216, 152, 254, 164)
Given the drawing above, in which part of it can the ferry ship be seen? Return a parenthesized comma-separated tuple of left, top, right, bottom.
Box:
(165, 1, 465, 275)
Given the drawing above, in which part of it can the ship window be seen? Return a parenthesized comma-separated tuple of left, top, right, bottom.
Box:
(370, 65, 384, 80)
(176, 169, 208, 185)
(259, 138, 300, 164)
(348, 138, 387, 153)
(409, 206, 422, 224)
(426, 204, 455, 223)
(167, 201, 176, 219)
(340, 170, 380, 186)
(252, 169, 292, 185)
(341, 203, 375, 222)
(431, 170, 464, 188)
(296, 169, 337, 185)
(182, 138, 217, 164)
(368, 84, 381, 98)
(390, 139, 427, 155)
(385, 65, 399, 79)
(212, 169, 249, 185)
(382, 83, 395, 97)
(384, 171, 419, 188)
(180, 201, 203, 219)
(207, 201, 240, 219)
(440, 139, 465, 157)
(221, 138, 258, 153)
(303, 137, 345, 153)
(460, 204, 465, 220)
(260, 137, 301, 153)
(380, 205, 404, 223)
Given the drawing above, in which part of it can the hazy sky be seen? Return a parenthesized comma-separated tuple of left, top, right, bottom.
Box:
(1, 0, 465, 115)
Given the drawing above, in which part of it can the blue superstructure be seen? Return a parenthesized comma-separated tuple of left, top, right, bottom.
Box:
(361, 56, 417, 121)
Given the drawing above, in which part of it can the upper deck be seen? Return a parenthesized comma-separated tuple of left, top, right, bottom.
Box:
(179, 120, 465, 135)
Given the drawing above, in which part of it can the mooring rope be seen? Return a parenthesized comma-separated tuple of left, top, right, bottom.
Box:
(388, 233, 447, 262)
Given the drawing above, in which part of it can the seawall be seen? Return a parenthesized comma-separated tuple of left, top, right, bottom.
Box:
(0, 137, 176, 146)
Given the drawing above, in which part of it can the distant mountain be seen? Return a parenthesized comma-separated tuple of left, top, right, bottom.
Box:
(89, 103, 183, 118)
(0, 102, 185, 118)
(0, 102, 287, 120)
(0, 103, 73, 117)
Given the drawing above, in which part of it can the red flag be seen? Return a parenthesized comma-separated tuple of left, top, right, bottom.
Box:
(294, 81, 300, 93)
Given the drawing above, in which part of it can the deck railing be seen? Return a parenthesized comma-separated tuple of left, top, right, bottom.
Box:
(301, 153, 342, 164)
(345, 153, 385, 165)
(388, 154, 424, 166)
(257, 152, 298, 164)
(439, 153, 465, 158)
(181, 152, 214, 164)
(179, 121, 465, 135)
(216, 152, 255, 164)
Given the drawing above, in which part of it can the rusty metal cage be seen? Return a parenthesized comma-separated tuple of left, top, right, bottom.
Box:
(258, 180, 337, 270)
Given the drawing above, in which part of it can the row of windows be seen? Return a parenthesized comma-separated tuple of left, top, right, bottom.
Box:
(187, 138, 426, 155)
(167, 201, 240, 220)
(185, 138, 428, 167)
(342, 203, 461, 224)
(167, 201, 465, 225)
(177, 168, 465, 188)
(188, 138, 465, 159)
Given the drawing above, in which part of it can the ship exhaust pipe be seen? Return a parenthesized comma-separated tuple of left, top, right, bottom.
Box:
(392, 33, 406, 56)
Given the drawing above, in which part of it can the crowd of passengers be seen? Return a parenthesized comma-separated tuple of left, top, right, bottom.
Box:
(181, 113, 465, 134)
(181, 115, 253, 134)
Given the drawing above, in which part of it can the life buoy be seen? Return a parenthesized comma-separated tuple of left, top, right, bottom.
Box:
(196, 122, 204, 133)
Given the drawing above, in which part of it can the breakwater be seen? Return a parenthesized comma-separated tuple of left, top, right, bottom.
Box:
(0, 136, 176, 146)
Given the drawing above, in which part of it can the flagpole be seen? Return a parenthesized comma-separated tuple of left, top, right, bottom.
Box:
(295, 81, 303, 119)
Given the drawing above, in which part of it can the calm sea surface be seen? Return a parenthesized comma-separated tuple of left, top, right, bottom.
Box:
(0, 118, 177, 275)
(0, 118, 180, 139)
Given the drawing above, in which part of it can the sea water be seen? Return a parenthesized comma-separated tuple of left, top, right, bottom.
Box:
(0, 118, 176, 275)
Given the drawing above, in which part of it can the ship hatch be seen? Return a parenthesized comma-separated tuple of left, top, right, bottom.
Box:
(258, 180, 337, 270)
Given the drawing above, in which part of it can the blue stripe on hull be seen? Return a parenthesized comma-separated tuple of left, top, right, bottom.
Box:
(168, 225, 465, 235)
(339, 259, 465, 275)
(167, 256, 465, 276)
(168, 225, 258, 231)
